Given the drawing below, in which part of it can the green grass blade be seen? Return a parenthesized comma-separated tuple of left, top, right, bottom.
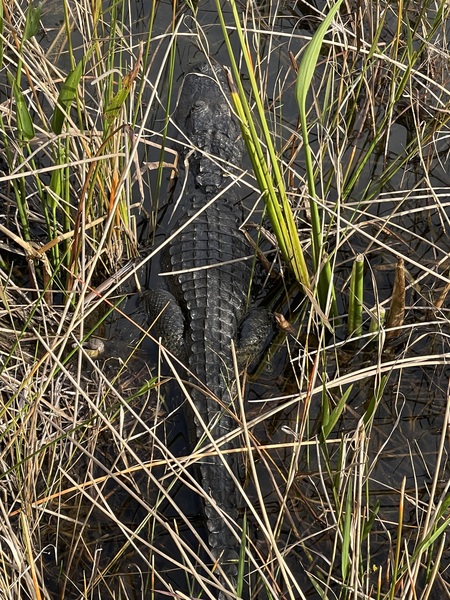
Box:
(295, 0, 344, 204)
(8, 73, 34, 141)
(295, 0, 344, 316)
(0, 2, 4, 69)
(22, 2, 42, 44)
(347, 254, 364, 337)
(362, 502, 380, 541)
(51, 60, 84, 134)
(236, 511, 247, 597)
(341, 477, 353, 580)
(322, 385, 352, 439)
(215, 0, 310, 289)
(364, 375, 388, 429)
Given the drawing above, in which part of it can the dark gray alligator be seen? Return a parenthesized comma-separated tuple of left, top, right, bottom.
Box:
(146, 62, 269, 598)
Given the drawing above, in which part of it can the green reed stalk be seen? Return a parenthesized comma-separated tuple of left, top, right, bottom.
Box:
(347, 254, 364, 337)
(295, 0, 344, 317)
(215, 0, 310, 290)
(8, 3, 43, 241)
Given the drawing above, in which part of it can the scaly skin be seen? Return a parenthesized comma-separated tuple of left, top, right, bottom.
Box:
(148, 63, 253, 597)
(168, 195, 251, 570)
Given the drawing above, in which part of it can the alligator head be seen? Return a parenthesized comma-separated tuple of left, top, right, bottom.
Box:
(175, 62, 244, 193)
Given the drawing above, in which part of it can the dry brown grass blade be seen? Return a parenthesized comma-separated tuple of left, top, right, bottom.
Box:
(20, 512, 43, 600)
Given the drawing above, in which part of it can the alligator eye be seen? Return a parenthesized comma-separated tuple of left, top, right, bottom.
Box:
(192, 100, 206, 112)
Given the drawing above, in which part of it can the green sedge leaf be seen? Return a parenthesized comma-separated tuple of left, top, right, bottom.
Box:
(322, 385, 352, 439)
(23, 2, 42, 43)
(51, 60, 83, 134)
(295, 0, 345, 115)
(104, 86, 129, 125)
(341, 479, 353, 580)
(9, 74, 34, 141)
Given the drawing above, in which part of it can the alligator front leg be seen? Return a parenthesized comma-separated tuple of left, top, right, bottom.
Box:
(141, 289, 186, 357)
(237, 307, 273, 368)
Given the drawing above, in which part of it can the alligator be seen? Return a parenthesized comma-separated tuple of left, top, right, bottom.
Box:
(145, 62, 269, 598)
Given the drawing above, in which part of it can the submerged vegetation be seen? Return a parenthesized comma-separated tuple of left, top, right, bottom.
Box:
(1, 0, 450, 598)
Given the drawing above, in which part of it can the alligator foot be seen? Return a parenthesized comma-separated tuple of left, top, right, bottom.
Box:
(141, 289, 185, 357)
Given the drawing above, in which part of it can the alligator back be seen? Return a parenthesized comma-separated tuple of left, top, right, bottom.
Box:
(152, 63, 253, 596)
(167, 194, 252, 572)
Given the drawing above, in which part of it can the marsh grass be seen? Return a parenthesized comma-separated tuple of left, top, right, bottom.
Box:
(1, 0, 450, 599)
